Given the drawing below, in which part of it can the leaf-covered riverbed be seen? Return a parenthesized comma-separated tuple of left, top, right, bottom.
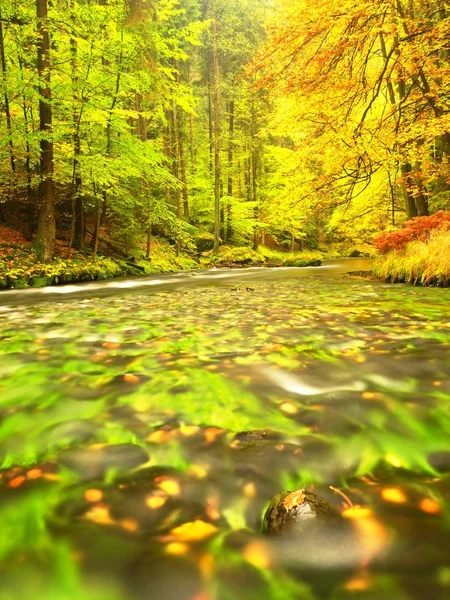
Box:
(0, 266, 449, 599)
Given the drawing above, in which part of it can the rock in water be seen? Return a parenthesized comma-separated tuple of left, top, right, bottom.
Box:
(60, 443, 149, 480)
(263, 489, 342, 534)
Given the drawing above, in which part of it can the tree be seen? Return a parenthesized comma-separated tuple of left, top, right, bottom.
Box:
(252, 0, 450, 230)
(35, 0, 55, 261)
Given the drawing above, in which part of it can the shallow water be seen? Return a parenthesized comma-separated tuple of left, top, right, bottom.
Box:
(0, 259, 449, 600)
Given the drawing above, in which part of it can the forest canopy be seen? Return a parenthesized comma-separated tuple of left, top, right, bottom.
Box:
(0, 0, 448, 261)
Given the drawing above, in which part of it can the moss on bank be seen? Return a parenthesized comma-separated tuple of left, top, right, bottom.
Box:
(0, 238, 325, 291)
(374, 228, 450, 287)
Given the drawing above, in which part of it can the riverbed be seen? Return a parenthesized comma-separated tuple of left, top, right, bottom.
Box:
(0, 258, 449, 599)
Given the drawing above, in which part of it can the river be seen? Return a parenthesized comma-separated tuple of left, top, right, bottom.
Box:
(0, 258, 449, 600)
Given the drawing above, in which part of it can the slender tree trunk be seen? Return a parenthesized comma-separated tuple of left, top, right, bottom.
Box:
(178, 113, 189, 222)
(92, 198, 101, 260)
(380, 32, 420, 218)
(69, 32, 83, 253)
(135, 93, 152, 258)
(146, 196, 152, 259)
(189, 113, 195, 167)
(208, 70, 214, 176)
(17, 52, 34, 239)
(96, 35, 123, 255)
(171, 102, 181, 255)
(188, 62, 195, 169)
(401, 163, 418, 218)
(250, 102, 259, 251)
(252, 148, 258, 250)
(0, 12, 16, 175)
(35, 0, 56, 262)
(227, 98, 235, 242)
(212, 0, 221, 253)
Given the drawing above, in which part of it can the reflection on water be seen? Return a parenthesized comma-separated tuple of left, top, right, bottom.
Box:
(0, 260, 450, 599)
(0, 257, 373, 305)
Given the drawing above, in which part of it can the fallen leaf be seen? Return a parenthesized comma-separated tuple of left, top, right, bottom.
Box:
(124, 373, 140, 384)
(84, 489, 103, 503)
(9, 476, 26, 488)
(419, 498, 441, 515)
(381, 488, 407, 504)
(156, 477, 181, 497)
(243, 541, 271, 569)
(282, 489, 305, 510)
(280, 402, 298, 415)
(165, 542, 190, 556)
(170, 520, 218, 542)
(26, 469, 42, 480)
(146, 494, 167, 509)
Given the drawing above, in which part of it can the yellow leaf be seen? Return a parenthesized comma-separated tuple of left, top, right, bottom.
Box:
(170, 520, 218, 542)
(381, 488, 407, 504)
(243, 541, 271, 569)
(156, 477, 181, 496)
(280, 402, 298, 415)
(165, 542, 190, 556)
(145, 494, 167, 510)
(84, 506, 114, 526)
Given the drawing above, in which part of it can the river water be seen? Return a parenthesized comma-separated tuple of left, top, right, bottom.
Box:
(0, 258, 449, 600)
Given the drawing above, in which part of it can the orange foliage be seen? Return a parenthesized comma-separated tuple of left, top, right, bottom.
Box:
(373, 212, 450, 254)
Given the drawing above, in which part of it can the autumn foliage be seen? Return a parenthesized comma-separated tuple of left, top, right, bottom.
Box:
(373, 212, 450, 255)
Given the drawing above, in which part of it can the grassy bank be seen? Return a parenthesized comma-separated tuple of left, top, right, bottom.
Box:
(374, 227, 450, 287)
(0, 232, 325, 291)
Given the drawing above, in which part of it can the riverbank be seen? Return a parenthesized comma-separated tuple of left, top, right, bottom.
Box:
(0, 228, 328, 290)
(373, 214, 450, 287)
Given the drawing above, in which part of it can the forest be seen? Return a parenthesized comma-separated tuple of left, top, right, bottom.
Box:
(0, 0, 448, 282)
(0, 2, 450, 600)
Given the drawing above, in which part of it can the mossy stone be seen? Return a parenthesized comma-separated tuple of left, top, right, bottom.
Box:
(263, 489, 342, 534)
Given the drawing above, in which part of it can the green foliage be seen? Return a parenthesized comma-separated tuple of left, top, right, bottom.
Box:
(0, 237, 201, 290)
(194, 232, 216, 253)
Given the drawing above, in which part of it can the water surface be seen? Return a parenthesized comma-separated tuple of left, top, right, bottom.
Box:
(0, 259, 449, 600)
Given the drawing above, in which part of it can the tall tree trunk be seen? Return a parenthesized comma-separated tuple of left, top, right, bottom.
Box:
(252, 148, 258, 250)
(35, 0, 56, 262)
(96, 32, 123, 255)
(92, 197, 101, 260)
(69, 31, 84, 253)
(171, 102, 181, 256)
(212, 0, 221, 253)
(188, 62, 195, 169)
(380, 31, 420, 219)
(227, 98, 234, 242)
(400, 163, 418, 218)
(208, 69, 214, 176)
(178, 113, 190, 222)
(17, 53, 34, 239)
(0, 11, 16, 175)
(135, 93, 152, 258)
(250, 102, 259, 250)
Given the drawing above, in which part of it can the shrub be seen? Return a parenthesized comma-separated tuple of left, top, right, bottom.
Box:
(194, 232, 215, 253)
(374, 211, 450, 254)
(374, 228, 450, 286)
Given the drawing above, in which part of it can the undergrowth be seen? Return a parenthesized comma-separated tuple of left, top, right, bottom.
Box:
(0, 232, 325, 290)
(374, 228, 450, 287)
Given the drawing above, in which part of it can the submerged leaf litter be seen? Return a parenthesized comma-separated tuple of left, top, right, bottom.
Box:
(0, 270, 450, 599)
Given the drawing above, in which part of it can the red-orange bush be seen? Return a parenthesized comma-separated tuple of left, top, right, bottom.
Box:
(374, 211, 450, 254)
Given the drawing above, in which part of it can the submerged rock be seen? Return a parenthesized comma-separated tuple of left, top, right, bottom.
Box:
(233, 430, 282, 443)
(263, 489, 342, 535)
(60, 443, 149, 479)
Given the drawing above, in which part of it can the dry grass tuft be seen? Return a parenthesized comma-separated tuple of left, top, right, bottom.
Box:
(374, 228, 450, 286)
